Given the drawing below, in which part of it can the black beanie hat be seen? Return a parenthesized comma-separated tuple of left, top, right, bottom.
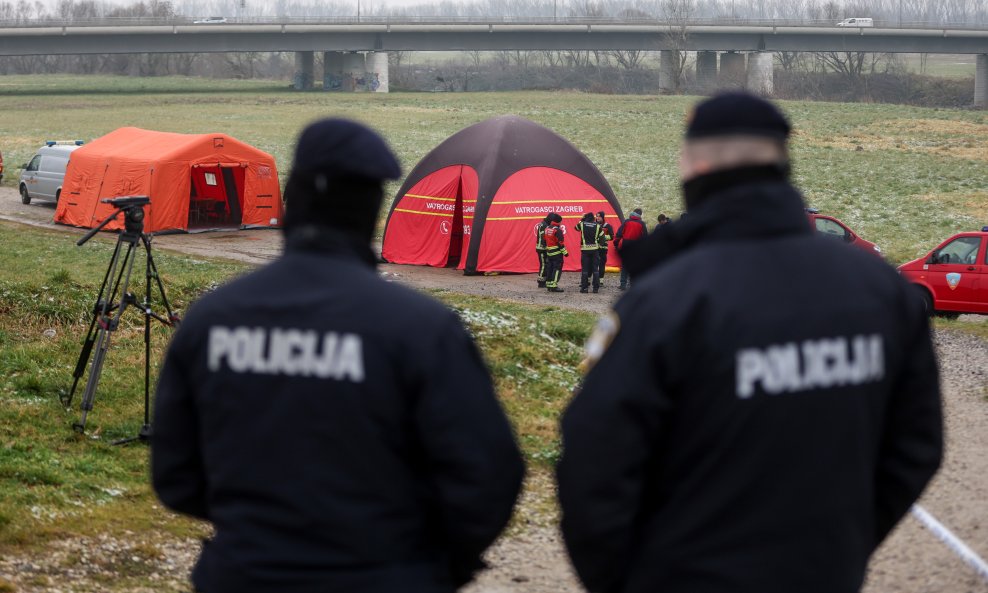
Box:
(548, 213, 563, 224)
(283, 118, 401, 239)
(686, 92, 791, 141)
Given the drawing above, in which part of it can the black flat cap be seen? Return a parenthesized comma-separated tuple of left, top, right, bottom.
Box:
(292, 118, 401, 181)
(686, 92, 791, 141)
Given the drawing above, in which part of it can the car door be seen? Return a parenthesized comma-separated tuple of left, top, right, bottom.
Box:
(927, 235, 983, 311)
(975, 238, 988, 314)
(21, 155, 41, 194)
(813, 216, 852, 244)
(37, 155, 67, 200)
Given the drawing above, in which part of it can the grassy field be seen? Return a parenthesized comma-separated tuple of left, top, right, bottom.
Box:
(0, 76, 986, 578)
(895, 53, 978, 78)
(1, 75, 986, 263)
(0, 220, 592, 557)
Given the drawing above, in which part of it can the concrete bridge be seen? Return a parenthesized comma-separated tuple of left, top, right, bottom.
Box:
(1, 18, 986, 104)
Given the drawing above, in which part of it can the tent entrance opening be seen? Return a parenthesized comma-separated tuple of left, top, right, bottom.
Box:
(189, 165, 244, 229)
(445, 178, 468, 268)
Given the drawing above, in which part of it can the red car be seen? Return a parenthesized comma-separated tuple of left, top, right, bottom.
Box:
(806, 209, 882, 256)
(0, 148, 4, 183)
(898, 228, 988, 317)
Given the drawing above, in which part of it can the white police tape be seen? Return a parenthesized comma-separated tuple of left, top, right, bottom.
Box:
(911, 504, 988, 583)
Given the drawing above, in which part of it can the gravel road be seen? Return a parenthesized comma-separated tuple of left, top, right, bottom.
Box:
(1, 189, 985, 593)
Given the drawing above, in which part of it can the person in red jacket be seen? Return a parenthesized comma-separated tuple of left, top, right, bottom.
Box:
(543, 212, 568, 293)
(614, 208, 647, 290)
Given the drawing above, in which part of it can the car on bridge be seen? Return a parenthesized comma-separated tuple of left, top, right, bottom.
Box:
(805, 208, 882, 257)
(836, 17, 874, 27)
(898, 228, 988, 317)
(193, 16, 227, 24)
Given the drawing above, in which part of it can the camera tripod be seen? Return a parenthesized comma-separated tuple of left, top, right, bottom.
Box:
(63, 196, 180, 444)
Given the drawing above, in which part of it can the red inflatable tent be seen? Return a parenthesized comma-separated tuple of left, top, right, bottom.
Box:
(381, 116, 623, 275)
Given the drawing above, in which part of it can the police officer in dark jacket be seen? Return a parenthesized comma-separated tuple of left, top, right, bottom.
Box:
(152, 119, 525, 593)
(557, 93, 942, 593)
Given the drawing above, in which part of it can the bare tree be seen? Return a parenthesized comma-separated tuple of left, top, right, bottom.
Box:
(610, 7, 650, 69)
(226, 52, 261, 78)
(387, 50, 411, 85)
(660, 0, 695, 91)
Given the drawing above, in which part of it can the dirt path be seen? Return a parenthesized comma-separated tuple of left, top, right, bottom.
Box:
(1, 188, 987, 592)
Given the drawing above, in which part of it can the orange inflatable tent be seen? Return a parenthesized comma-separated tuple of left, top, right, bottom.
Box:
(54, 127, 283, 233)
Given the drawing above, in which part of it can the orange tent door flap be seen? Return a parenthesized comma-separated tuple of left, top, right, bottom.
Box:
(190, 164, 244, 228)
(192, 165, 227, 201)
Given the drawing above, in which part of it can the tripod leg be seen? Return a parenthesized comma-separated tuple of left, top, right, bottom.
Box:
(142, 237, 154, 431)
(108, 235, 176, 444)
(74, 325, 111, 433)
(65, 238, 126, 408)
(143, 235, 180, 326)
(73, 239, 141, 434)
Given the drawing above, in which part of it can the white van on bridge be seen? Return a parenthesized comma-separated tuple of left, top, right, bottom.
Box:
(836, 17, 875, 27)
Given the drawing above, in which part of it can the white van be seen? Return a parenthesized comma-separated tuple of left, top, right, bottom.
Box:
(18, 141, 83, 205)
(836, 17, 874, 27)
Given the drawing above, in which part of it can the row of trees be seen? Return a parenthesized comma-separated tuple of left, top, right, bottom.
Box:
(0, 50, 290, 77)
(0, 0, 984, 25)
(0, 46, 974, 106)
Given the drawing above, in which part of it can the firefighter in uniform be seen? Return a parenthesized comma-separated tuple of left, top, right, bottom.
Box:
(152, 119, 525, 593)
(534, 213, 552, 288)
(543, 212, 568, 293)
(575, 212, 603, 293)
(558, 93, 942, 593)
(595, 211, 614, 287)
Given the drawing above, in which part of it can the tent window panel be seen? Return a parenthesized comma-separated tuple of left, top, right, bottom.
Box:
(204, 172, 218, 186)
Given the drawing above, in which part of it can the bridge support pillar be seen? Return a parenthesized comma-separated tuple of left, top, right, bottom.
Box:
(696, 50, 718, 92)
(293, 51, 314, 91)
(659, 50, 679, 92)
(976, 54, 988, 108)
(366, 52, 390, 93)
(719, 51, 745, 89)
(342, 52, 366, 91)
(323, 51, 344, 91)
(746, 52, 774, 96)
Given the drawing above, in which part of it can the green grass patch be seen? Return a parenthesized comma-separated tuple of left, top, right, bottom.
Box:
(933, 316, 988, 342)
(895, 54, 977, 78)
(0, 220, 247, 550)
(430, 291, 595, 465)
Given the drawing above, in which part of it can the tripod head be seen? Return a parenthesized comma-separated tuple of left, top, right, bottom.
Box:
(77, 196, 151, 246)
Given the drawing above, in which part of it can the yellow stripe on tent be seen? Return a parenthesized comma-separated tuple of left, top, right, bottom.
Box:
(494, 199, 608, 205)
(394, 208, 474, 219)
(486, 214, 586, 221)
(403, 193, 477, 203)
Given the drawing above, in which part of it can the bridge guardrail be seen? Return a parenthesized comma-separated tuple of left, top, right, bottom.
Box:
(0, 15, 986, 30)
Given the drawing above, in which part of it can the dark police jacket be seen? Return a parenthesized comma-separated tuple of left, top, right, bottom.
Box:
(152, 233, 525, 593)
(558, 167, 943, 593)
